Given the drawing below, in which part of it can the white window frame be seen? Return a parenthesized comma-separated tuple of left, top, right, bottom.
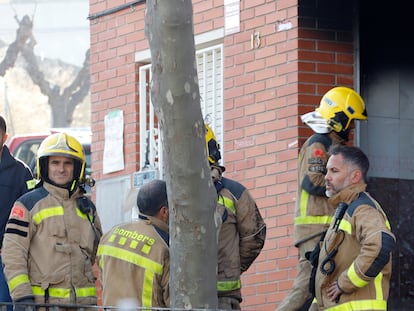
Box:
(136, 29, 224, 180)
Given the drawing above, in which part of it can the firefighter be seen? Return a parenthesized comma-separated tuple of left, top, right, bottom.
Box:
(97, 179, 170, 309)
(2, 132, 102, 311)
(276, 86, 368, 311)
(206, 124, 267, 310)
(314, 145, 395, 310)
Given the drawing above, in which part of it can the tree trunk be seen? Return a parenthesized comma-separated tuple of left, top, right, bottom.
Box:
(145, 0, 218, 309)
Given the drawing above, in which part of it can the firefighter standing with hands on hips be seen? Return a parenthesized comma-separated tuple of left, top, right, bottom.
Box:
(2, 132, 102, 311)
(277, 86, 368, 311)
(205, 124, 266, 310)
(314, 144, 395, 310)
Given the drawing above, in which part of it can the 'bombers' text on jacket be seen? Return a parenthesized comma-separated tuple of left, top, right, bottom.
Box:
(97, 214, 170, 308)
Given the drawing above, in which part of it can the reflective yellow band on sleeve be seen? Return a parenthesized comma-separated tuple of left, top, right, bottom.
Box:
(32, 286, 96, 298)
(8, 274, 30, 292)
(217, 279, 241, 292)
(325, 299, 387, 310)
(347, 262, 368, 288)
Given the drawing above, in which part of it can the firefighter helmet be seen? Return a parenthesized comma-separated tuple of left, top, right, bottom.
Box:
(316, 86, 367, 133)
(37, 132, 86, 183)
(205, 124, 221, 165)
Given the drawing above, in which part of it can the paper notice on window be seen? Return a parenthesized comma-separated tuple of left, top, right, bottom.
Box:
(103, 109, 124, 174)
(225, 0, 240, 35)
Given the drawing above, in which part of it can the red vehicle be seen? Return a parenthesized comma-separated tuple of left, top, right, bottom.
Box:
(6, 128, 91, 178)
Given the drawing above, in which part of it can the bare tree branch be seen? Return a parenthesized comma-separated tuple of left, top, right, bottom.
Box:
(0, 15, 33, 76)
(1, 14, 91, 128)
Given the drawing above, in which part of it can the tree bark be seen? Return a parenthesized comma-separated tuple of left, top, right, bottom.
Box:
(145, 0, 218, 309)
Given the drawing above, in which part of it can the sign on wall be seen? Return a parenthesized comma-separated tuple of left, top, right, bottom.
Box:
(103, 109, 124, 174)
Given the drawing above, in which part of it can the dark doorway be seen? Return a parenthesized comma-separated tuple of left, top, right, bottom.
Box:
(359, 1, 414, 310)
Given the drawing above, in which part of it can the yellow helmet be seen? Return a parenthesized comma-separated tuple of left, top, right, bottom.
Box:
(316, 86, 367, 133)
(37, 132, 86, 183)
(205, 124, 221, 165)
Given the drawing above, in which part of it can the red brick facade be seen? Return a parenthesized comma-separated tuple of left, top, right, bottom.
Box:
(89, 1, 355, 310)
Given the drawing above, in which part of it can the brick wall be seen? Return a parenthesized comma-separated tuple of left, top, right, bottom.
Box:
(89, 0, 356, 310)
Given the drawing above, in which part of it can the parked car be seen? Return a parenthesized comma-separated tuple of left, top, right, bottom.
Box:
(6, 128, 92, 191)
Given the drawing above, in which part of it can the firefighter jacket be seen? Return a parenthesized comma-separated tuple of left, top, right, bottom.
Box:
(214, 170, 266, 302)
(294, 132, 345, 247)
(0, 145, 35, 247)
(97, 214, 169, 309)
(2, 181, 103, 306)
(315, 183, 396, 310)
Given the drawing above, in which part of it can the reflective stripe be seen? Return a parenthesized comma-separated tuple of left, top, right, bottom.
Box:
(217, 279, 241, 291)
(218, 196, 235, 214)
(97, 245, 163, 274)
(98, 244, 164, 308)
(76, 287, 97, 297)
(8, 274, 30, 292)
(325, 299, 387, 310)
(348, 262, 368, 288)
(26, 179, 36, 190)
(76, 208, 89, 220)
(338, 220, 351, 234)
(32, 286, 96, 298)
(295, 190, 332, 226)
(32, 286, 70, 298)
(142, 269, 154, 308)
(374, 273, 384, 301)
(295, 215, 332, 226)
(299, 190, 309, 218)
(385, 220, 391, 230)
(32, 206, 64, 224)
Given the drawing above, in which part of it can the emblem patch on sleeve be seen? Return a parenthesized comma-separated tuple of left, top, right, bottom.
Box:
(313, 148, 325, 158)
(11, 206, 25, 219)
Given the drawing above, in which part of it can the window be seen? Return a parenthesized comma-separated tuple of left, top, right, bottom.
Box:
(138, 44, 224, 178)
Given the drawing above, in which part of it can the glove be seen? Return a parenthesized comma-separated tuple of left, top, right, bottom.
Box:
(14, 297, 35, 311)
